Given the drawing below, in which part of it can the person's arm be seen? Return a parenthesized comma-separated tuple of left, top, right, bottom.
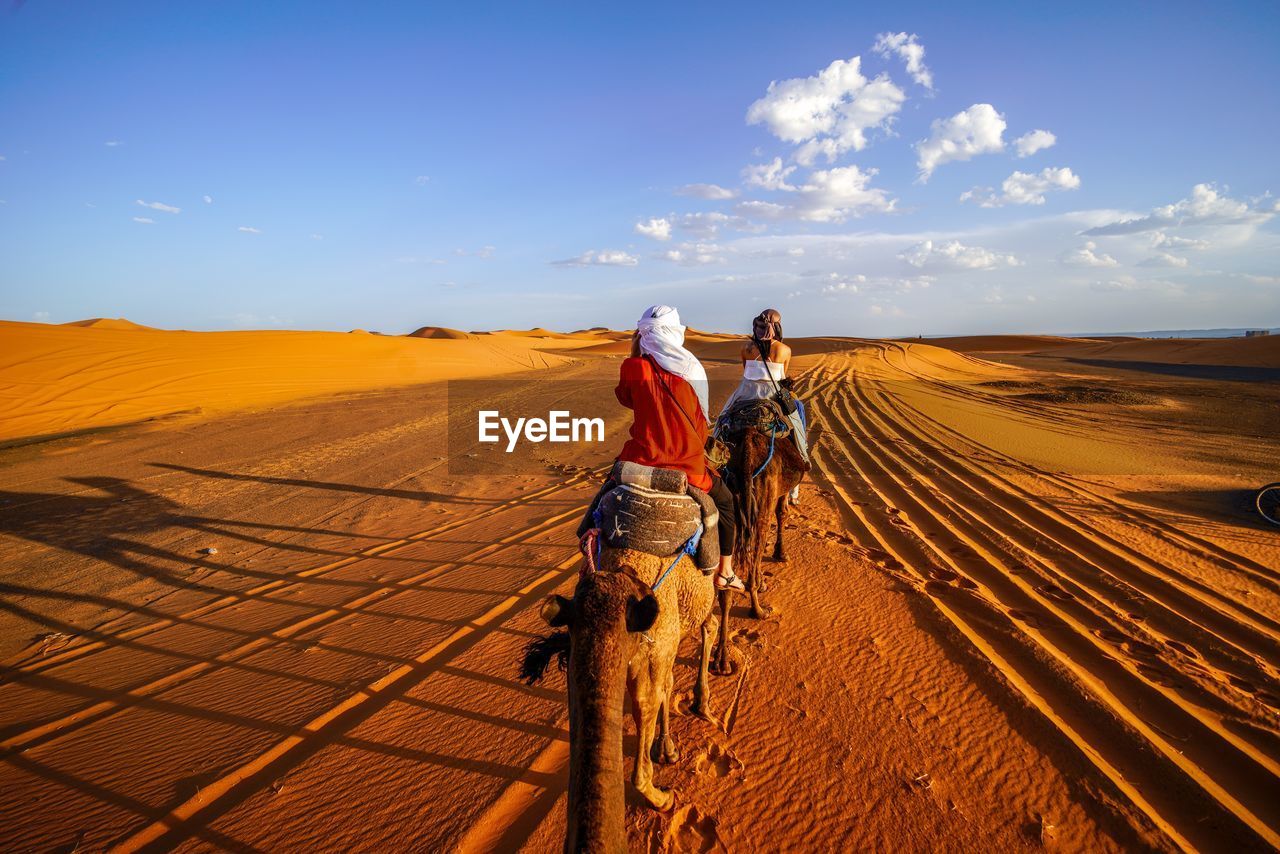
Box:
(615, 357, 639, 408)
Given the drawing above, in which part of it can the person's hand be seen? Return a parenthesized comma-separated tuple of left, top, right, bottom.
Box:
(630, 331, 641, 358)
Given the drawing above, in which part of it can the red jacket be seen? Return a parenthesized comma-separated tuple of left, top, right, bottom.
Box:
(615, 356, 711, 491)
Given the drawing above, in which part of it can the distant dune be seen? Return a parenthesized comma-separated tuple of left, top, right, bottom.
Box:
(61, 317, 157, 331)
(924, 333, 1279, 368)
(0, 320, 571, 443)
(407, 325, 471, 339)
(912, 335, 1092, 353)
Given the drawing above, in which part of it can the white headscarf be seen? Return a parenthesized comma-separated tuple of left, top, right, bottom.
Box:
(636, 304, 710, 422)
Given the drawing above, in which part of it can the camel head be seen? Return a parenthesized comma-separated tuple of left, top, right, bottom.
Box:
(520, 568, 659, 684)
(520, 569, 659, 853)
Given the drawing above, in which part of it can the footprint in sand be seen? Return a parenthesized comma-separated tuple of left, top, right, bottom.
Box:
(731, 628, 763, 648)
(693, 743, 743, 778)
(1137, 663, 1179, 688)
(664, 804, 725, 853)
(1007, 609, 1043, 628)
(1035, 583, 1075, 602)
(1164, 639, 1200, 659)
(1092, 628, 1128, 644)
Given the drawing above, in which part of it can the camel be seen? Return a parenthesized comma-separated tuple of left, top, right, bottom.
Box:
(521, 545, 717, 853)
(713, 415, 806, 674)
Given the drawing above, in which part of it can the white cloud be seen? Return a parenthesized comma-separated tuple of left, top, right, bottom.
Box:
(413, 175, 431, 186)
(746, 55, 905, 165)
(797, 165, 896, 220)
(203, 195, 213, 204)
(915, 103, 1006, 181)
(1085, 183, 1277, 236)
(137, 199, 181, 214)
(310, 233, 323, 240)
(676, 211, 733, 238)
(660, 242, 725, 266)
(238, 226, 262, 234)
(1013, 129, 1056, 158)
(900, 239, 1020, 270)
(1152, 231, 1209, 250)
(552, 249, 639, 267)
(675, 183, 738, 200)
(634, 217, 673, 241)
(476, 245, 496, 258)
(1138, 251, 1189, 268)
(961, 167, 1081, 207)
(33, 311, 51, 322)
(872, 32, 933, 89)
(743, 157, 798, 191)
(1059, 241, 1118, 267)
(132, 216, 154, 224)
(104, 140, 122, 147)
(735, 165, 896, 223)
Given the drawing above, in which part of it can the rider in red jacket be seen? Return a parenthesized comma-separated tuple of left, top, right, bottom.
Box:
(613, 307, 742, 592)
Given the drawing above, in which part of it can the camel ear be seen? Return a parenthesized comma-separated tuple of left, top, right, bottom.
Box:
(625, 594, 659, 633)
(541, 594, 574, 627)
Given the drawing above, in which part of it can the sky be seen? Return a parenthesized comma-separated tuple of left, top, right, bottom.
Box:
(1, 1, 1278, 337)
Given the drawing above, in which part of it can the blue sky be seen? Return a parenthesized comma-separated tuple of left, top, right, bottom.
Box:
(1, 1, 1277, 336)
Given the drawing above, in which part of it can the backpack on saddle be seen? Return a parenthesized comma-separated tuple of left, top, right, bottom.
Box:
(576, 461, 719, 574)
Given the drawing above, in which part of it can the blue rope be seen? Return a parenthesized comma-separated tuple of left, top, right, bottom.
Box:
(752, 425, 777, 479)
(652, 522, 703, 592)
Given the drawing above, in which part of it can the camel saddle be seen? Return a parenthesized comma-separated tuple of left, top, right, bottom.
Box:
(717, 398, 792, 440)
(578, 462, 719, 572)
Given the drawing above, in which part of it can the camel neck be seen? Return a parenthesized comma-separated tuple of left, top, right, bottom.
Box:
(564, 633, 628, 852)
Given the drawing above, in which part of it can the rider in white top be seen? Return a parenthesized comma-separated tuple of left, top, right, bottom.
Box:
(717, 309, 809, 502)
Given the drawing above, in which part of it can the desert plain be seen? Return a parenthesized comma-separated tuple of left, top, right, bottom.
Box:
(0, 318, 1277, 852)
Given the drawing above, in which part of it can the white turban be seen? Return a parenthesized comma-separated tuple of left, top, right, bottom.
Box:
(636, 305, 710, 422)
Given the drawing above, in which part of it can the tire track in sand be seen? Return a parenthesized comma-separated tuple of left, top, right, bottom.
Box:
(807, 350, 1279, 851)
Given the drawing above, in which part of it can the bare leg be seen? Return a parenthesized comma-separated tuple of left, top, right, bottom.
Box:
(714, 554, 742, 592)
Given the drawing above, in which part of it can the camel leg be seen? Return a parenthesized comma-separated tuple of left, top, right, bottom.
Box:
(749, 561, 771, 619)
(711, 589, 734, 675)
(630, 677, 673, 810)
(655, 671, 680, 764)
(691, 611, 718, 722)
(772, 495, 787, 562)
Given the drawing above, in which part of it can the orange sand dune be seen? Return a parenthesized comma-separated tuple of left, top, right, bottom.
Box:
(914, 334, 1094, 352)
(61, 317, 158, 331)
(924, 333, 1279, 369)
(406, 325, 471, 339)
(1052, 334, 1280, 368)
(0, 330, 1277, 852)
(0, 319, 569, 443)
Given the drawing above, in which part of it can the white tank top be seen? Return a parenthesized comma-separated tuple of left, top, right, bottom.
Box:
(743, 359, 786, 382)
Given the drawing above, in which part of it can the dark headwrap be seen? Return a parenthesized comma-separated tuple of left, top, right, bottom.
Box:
(752, 309, 783, 343)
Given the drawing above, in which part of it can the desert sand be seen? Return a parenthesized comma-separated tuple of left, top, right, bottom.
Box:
(0, 323, 1277, 851)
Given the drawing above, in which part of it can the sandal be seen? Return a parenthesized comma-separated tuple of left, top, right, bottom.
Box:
(715, 571, 746, 593)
